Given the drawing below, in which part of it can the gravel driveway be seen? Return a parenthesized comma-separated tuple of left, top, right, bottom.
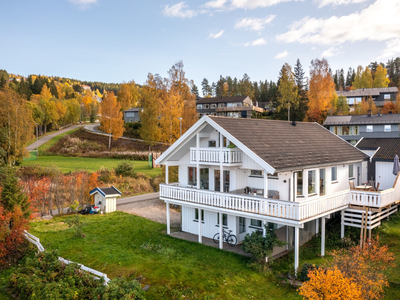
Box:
(118, 199, 181, 228)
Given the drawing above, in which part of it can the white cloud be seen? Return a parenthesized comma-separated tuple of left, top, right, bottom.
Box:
(275, 50, 289, 59)
(315, 0, 367, 8)
(231, 0, 302, 9)
(204, 0, 228, 8)
(69, 0, 97, 8)
(276, 0, 400, 46)
(244, 38, 267, 46)
(163, 2, 196, 18)
(209, 30, 225, 39)
(235, 15, 275, 31)
(321, 46, 341, 57)
(378, 38, 400, 59)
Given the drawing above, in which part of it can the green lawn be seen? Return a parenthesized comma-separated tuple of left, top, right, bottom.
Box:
(21, 155, 161, 177)
(28, 212, 300, 300)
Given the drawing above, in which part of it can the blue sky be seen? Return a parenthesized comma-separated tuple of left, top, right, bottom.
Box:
(1, 0, 399, 94)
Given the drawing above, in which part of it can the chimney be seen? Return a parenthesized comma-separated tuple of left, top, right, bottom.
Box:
(291, 120, 296, 126)
(367, 109, 372, 117)
(378, 110, 381, 117)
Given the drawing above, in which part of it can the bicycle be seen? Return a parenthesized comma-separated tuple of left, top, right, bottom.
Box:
(213, 229, 237, 246)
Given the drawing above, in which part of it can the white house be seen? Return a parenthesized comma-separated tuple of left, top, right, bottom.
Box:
(155, 116, 400, 273)
(89, 186, 122, 213)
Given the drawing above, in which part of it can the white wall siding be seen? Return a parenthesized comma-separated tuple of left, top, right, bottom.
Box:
(361, 149, 376, 157)
(242, 153, 263, 170)
(376, 162, 397, 190)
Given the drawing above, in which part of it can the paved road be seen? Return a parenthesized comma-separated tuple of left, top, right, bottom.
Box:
(26, 125, 82, 150)
(117, 192, 160, 206)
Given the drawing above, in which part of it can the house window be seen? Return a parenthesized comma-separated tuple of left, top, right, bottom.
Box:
(251, 219, 262, 227)
(384, 125, 391, 132)
(351, 126, 359, 135)
(197, 104, 202, 109)
(210, 104, 216, 108)
(208, 140, 216, 147)
(195, 209, 204, 221)
(366, 125, 373, 132)
(297, 171, 303, 196)
(308, 170, 316, 194)
(268, 223, 278, 230)
(384, 94, 391, 100)
(342, 126, 350, 136)
(217, 213, 227, 226)
(331, 167, 337, 182)
(349, 164, 354, 178)
(188, 167, 197, 186)
(239, 217, 246, 234)
(203, 104, 209, 109)
(250, 170, 263, 177)
(218, 103, 224, 107)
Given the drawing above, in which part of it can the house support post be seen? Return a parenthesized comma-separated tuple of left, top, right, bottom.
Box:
(198, 209, 202, 243)
(341, 210, 345, 239)
(285, 226, 289, 250)
(315, 218, 319, 234)
(219, 133, 223, 192)
(263, 170, 268, 198)
(321, 217, 326, 256)
(262, 221, 267, 237)
(294, 227, 299, 277)
(196, 133, 200, 190)
(165, 164, 169, 184)
(166, 202, 170, 235)
(219, 212, 223, 249)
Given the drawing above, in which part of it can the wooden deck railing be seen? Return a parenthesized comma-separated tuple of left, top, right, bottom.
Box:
(190, 147, 242, 164)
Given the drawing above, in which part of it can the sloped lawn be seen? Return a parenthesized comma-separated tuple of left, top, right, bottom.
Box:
(28, 212, 300, 300)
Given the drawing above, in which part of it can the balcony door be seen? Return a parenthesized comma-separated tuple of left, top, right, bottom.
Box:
(214, 170, 230, 192)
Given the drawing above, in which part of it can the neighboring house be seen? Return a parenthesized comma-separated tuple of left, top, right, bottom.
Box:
(196, 96, 263, 118)
(356, 138, 400, 190)
(337, 87, 398, 107)
(82, 85, 92, 92)
(123, 108, 140, 123)
(323, 112, 400, 145)
(155, 116, 400, 273)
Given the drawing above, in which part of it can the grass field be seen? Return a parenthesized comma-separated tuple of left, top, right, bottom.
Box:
(21, 155, 161, 177)
(28, 212, 300, 300)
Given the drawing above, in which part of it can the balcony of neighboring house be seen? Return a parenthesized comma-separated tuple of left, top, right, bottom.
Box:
(215, 105, 264, 113)
(189, 147, 243, 166)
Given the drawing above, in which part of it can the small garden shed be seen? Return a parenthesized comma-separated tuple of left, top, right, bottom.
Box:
(89, 186, 122, 213)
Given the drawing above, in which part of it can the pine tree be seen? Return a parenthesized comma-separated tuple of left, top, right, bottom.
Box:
(346, 67, 353, 88)
(294, 59, 309, 121)
(201, 78, 211, 97)
(191, 84, 199, 98)
(0, 167, 30, 218)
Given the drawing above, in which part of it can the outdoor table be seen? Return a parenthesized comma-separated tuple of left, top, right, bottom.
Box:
(355, 185, 373, 191)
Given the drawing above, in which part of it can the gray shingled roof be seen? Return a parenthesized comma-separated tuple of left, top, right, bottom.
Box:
(356, 138, 400, 161)
(336, 87, 398, 97)
(324, 113, 400, 125)
(197, 96, 249, 104)
(124, 108, 140, 112)
(209, 117, 368, 171)
(99, 186, 121, 195)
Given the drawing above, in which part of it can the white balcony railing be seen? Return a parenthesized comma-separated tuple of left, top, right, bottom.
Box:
(160, 184, 356, 221)
(190, 147, 242, 164)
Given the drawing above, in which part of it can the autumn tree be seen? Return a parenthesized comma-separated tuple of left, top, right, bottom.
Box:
(299, 267, 363, 300)
(99, 92, 124, 149)
(306, 58, 336, 124)
(0, 87, 34, 165)
(117, 81, 140, 111)
(381, 101, 397, 114)
(139, 74, 161, 150)
(373, 65, 390, 88)
(276, 63, 298, 121)
(352, 96, 377, 115)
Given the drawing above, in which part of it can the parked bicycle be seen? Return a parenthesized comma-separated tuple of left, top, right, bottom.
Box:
(213, 229, 237, 246)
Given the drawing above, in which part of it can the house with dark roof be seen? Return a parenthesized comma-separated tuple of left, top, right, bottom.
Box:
(323, 112, 400, 145)
(155, 116, 400, 274)
(356, 138, 400, 190)
(196, 96, 263, 118)
(89, 186, 122, 213)
(123, 108, 141, 123)
(337, 87, 398, 107)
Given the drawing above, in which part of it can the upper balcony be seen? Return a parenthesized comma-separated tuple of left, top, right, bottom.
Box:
(190, 147, 243, 165)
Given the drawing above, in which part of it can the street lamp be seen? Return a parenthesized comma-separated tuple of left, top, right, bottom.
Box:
(105, 116, 112, 149)
(178, 117, 182, 137)
(36, 123, 39, 160)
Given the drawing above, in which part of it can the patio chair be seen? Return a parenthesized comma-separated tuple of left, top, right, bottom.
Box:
(349, 180, 356, 190)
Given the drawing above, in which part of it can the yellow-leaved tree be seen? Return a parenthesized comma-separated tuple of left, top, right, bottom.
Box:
(117, 81, 140, 111)
(373, 65, 390, 88)
(306, 58, 336, 124)
(99, 92, 124, 149)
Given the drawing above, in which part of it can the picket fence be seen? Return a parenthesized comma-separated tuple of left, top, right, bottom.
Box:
(23, 230, 110, 284)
